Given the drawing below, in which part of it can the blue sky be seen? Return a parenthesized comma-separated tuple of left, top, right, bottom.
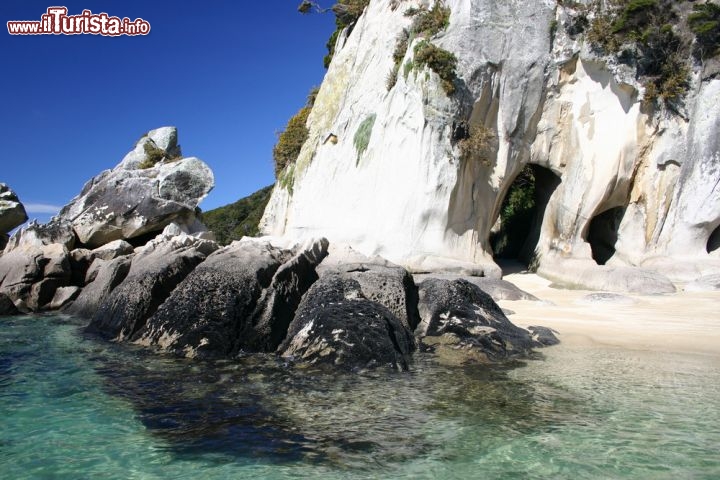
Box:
(0, 0, 336, 224)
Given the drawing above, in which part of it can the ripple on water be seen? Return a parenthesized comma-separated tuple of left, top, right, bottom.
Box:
(1, 315, 719, 479)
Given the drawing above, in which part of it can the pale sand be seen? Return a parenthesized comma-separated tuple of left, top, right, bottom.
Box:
(499, 273, 720, 357)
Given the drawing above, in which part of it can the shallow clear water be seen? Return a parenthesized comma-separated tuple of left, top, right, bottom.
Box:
(1, 315, 719, 479)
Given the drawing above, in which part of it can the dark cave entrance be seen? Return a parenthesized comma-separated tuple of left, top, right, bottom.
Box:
(587, 206, 626, 265)
(490, 164, 561, 268)
(708, 224, 720, 254)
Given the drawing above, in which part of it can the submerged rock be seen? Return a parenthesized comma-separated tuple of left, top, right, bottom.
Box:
(279, 274, 415, 371)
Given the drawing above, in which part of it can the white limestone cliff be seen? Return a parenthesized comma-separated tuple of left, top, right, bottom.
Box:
(261, 0, 720, 293)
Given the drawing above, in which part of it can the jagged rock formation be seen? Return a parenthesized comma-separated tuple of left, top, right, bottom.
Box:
(0, 184, 28, 250)
(260, 0, 720, 293)
(0, 127, 214, 312)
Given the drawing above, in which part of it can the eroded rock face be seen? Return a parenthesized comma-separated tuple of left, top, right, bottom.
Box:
(57, 127, 214, 248)
(279, 274, 415, 371)
(259, 0, 720, 290)
(66, 255, 133, 318)
(0, 184, 27, 235)
(416, 278, 549, 365)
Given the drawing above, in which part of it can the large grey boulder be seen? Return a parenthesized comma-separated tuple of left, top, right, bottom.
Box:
(4, 219, 75, 253)
(414, 273, 539, 302)
(279, 274, 416, 371)
(66, 254, 133, 318)
(416, 279, 552, 365)
(57, 127, 214, 248)
(134, 238, 329, 358)
(0, 184, 27, 235)
(88, 239, 210, 340)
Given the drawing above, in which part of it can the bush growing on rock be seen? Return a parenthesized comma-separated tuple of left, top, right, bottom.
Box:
(413, 40, 457, 95)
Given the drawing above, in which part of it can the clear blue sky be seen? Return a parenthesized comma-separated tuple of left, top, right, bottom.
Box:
(1, 0, 336, 224)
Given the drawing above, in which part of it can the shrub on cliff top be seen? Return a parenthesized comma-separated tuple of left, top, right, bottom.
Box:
(273, 106, 311, 178)
(688, 2, 720, 59)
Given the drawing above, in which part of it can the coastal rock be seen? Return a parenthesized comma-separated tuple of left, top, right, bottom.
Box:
(88, 240, 208, 340)
(416, 279, 547, 365)
(57, 127, 214, 248)
(0, 292, 19, 316)
(4, 219, 75, 253)
(279, 274, 415, 371)
(49, 286, 81, 310)
(90, 240, 134, 261)
(258, 0, 720, 286)
(414, 273, 539, 302)
(67, 255, 133, 318)
(0, 183, 27, 234)
(318, 247, 420, 330)
(134, 238, 328, 358)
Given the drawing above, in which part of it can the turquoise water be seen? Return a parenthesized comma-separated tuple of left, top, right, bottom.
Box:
(1, 315, 719, 479)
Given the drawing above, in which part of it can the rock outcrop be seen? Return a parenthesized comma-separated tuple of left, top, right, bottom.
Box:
(0, 184, 28, 249)
(415, 278, 553, 365)
(56, 127, 214, 248)
(260, 0, 720, 292)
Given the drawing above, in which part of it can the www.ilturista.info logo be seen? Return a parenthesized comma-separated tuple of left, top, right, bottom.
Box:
(7, 7, 150, 36)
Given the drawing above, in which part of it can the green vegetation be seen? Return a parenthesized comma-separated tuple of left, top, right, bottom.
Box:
(137, 142, 180, 169)
(586, 0, 693, 108)
(273, 106, 310, 177)
(387, 2, 452, 91)
(323, 0, 371, 68)
(688, 2, 720, 59)
(353, 113, 376, 164)
(200, 185, 274, 245)
(491, 166, 536, 259)
(459, 124, 495, 165)
(413, 40, 457, 95)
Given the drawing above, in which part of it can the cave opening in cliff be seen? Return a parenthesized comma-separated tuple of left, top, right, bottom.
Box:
(491, 164, 560, 268)
(708, 224, 720, 254)
(587, 206, 626, 265)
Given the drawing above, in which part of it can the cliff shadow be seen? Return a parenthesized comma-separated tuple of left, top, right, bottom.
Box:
(708, 224, 720, 254)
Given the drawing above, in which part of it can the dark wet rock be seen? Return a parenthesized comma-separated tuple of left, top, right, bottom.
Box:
(414, 273, 539, 302)
(250, 238, 330, 351)
(416, 279, 545, 365)
(279, 274, 415, 371)
(0, 183, 27, 234)
(318, 246, 420, 330)
(49, 286, 81, 310)
(527, 326, 560, 346)
(57, 127, 214, 248)
(88, 241, 208, 341)
(135, 239, 329, 358)
(67, 255, 133, 318)
(0, 292, 18, 315)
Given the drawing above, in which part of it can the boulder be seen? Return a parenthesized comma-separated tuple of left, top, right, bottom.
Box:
(0, 245, 45, 304)
(416, 279, 551, 365)
(67, 255, 133, 318)
(279, 274, 415, 371)
(49, 286, 81, 310)
(4, 219, 75, 252)
(90, 240, 134, 261)
(87, 240, 209, 340)
(57, 127, 214, 248)
(317, 245, 420, 330)
(133, 239, 327, 358)
(0, 292, 19, 316)
(0, 183, 27, 234)
(414, 273, 539, 302)
(69, 248, 94, 285)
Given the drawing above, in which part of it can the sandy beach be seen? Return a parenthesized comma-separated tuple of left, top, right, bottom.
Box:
(500, 272, 720, 357)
